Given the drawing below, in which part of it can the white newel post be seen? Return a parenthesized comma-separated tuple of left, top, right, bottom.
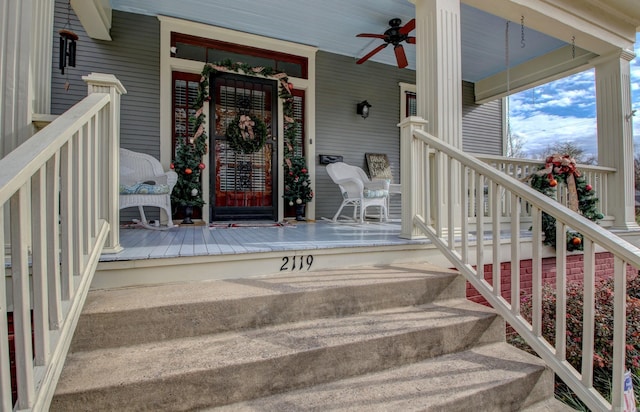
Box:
(594, 50, 639, 231)
(411, 0, 464, 232)
(399, 117, 429, 239)
(83, 73, 127, 253)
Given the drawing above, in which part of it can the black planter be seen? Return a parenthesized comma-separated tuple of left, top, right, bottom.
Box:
(295, 203, 306, 221)
(182, 205, 194, 224)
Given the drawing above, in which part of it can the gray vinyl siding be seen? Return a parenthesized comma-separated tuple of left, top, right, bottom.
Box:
(314, 51, 415, 220)
(52, 3, 160, 222)
(461, 81, 503, 155)
(52, 2, 160, 158)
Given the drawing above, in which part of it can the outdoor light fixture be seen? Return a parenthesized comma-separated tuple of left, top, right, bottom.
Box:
(357, 100, 372, 119)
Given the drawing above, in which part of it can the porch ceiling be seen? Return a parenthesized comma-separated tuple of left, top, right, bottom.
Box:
(108, 0, 570, 82)
(108, 0, 638, 86)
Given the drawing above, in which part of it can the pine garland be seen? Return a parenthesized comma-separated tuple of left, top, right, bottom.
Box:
(529, 154, 604, 251)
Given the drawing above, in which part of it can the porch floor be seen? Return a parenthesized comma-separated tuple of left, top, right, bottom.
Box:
(100, 220, 431, 262)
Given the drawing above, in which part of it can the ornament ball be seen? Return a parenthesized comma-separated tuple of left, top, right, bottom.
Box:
(289, 201, 294, 206)
(585, 184, 592, 191)
(170, 163, 175, 169)
(185, 168, 193, 175)
(296, 198, 302, 204)
(572, 237, 582, 246)
(549, 179, 558, 187)
(198, 163, 206, 170)
(191, 188, 198, 196)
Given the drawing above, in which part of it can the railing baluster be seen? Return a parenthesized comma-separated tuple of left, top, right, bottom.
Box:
(73, 132, 85, 274)
(0, 205, 10, 411)
(555, 221, 567, 362)
(582, 238, 595, 389)
(434, 151, 443, 237)
(510, 192, 520, 313)
(60, 140, 74, 300)
(31, 167, 50, 366)
(475, 173, 485, 281)
(460, 165, 468, 263)
(447, 155, 454, 249)
(611, 256, 627, 410)
(11, 186, 35, 409)
(491, 182, 500, 297)
(531, 207, 543, 338)
(46, 154, 62, 329)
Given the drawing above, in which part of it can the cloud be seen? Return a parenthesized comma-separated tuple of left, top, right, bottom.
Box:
(511, 33, 640, 157)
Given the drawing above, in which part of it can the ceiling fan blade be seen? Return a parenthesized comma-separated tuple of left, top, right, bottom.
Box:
(399, 18, 415, 35)
(406, 36, 416, 44)
(356, 33, 386, 39)
(394, 44, 408, 68)
(356, 43, 388, 64)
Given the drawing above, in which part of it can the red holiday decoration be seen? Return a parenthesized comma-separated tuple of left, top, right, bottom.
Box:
(184, 168, 193, 175)
(198, 163, 205, 170)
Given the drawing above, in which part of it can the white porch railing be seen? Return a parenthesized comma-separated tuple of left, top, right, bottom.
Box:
(475, 154, 616, 227)
(0, 74, 125, 411)
(399, 117, 640, 412)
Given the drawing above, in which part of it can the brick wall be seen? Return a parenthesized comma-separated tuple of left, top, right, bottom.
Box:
(466, 252, 635, 306)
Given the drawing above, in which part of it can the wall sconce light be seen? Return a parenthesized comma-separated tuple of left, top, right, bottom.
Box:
(357, 100, 372, 119)
(59, 29, 78, 74)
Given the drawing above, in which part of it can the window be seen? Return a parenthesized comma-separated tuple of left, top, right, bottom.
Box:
(172, 33, 308, 79)
(172, 72, 201, 156)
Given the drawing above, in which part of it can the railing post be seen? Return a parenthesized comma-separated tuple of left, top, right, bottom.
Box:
(399, 116, 429, 239)
(83, 73, 127, 253)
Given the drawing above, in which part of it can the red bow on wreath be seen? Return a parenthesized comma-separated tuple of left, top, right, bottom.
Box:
(238, 115, 255, 141)
(536, 154, 581, 211)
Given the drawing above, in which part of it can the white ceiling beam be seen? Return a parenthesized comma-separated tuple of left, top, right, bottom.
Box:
(474, 45, 597, 103)
(462, 0, 637, 55)
(70, 0, 112, 41)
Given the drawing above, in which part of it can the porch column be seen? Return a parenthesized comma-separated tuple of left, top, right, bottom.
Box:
(411, 0, 463, 230)
(399, 116, 429, 239)
(83, 73, 127, 253)
(594, 50, 639, 231)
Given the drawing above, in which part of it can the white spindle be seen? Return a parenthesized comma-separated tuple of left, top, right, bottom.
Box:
(475, 173, 484, 281)
(582, 238, 595, 388)
(510, 192, 520, 314)
(11, 186, 35, 409)
(611, 257, 627, 410)
(531, 207, 542, 337)
(491, 182, 500, 297)
(31, 167, 50, 366)
(460, 165, 468, 263)
(73, 132, 85, 274)
(447, 156, 454, 249)
(555, 221, 567, 362)
(0, 207, 11, 411)
(46, 154, 62, 329)
(60, 141, 73, 300)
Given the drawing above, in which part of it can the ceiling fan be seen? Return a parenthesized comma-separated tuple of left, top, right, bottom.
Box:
(356, 18, 416, 69)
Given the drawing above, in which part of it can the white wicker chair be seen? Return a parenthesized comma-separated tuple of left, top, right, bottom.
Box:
(326, 162, 388, 223)
(119, 148, 178, 227)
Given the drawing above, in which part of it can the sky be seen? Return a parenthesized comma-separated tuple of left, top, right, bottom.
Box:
(508, 32, 640, 160)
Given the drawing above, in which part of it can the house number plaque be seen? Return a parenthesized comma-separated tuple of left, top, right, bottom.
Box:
(280, 255, 314, 271)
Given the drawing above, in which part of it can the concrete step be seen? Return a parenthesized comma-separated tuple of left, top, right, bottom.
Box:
(52, 299, 505, 411)
(70, 263, 463, 351)
(208, 342, 553, 412)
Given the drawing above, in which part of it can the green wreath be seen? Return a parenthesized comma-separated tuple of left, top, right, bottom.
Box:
(225, 114, 268, 154)
(529, 155, 604, 251)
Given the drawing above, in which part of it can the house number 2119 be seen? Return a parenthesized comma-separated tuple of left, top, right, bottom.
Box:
(280, 255, 313, 271)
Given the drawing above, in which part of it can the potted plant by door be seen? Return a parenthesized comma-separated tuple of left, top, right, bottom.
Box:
(283, 155, 313, 220)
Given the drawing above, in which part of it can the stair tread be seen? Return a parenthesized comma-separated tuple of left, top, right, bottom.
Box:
(82, 263, 457, 313)
(55, 298, 497, 394)
(208, 342, 548, 411)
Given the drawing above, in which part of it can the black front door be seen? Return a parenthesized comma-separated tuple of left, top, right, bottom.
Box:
(209, 73, 278, 221)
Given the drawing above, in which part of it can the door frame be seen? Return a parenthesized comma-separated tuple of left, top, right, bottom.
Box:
(159, 16, 318, 222)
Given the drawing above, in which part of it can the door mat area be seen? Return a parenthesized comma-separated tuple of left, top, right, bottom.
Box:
(209, 221, 295, 229)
